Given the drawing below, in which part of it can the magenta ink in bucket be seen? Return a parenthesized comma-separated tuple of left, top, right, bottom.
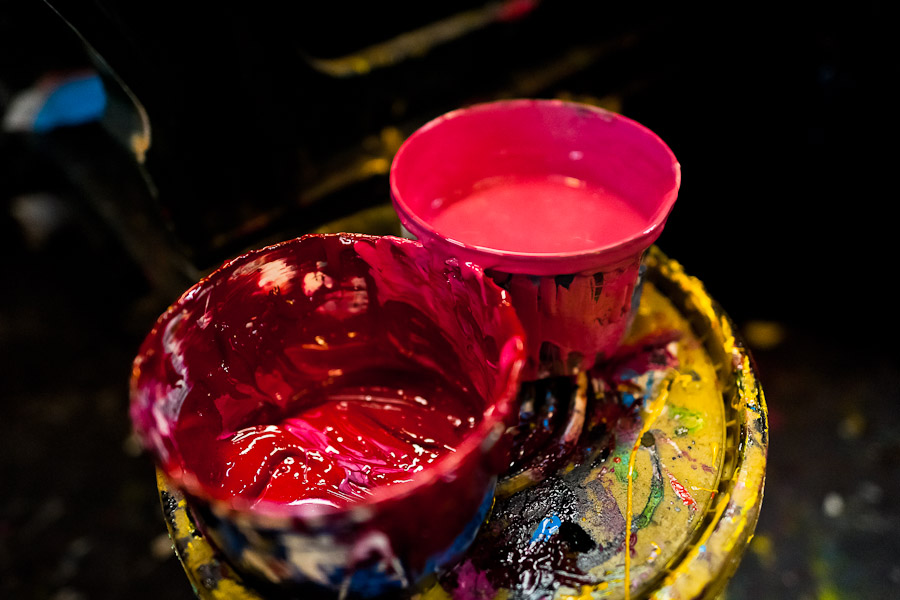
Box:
(130, 234, 526, 594)
(391, 99, 681, 379)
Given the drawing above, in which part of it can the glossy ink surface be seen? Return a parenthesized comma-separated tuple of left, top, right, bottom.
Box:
(430, 176, 648, 254)
(176, 374, 478, 508)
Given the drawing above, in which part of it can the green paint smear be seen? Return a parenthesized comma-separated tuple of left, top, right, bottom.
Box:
(669, 404, 704, 435)
(611, 438, 664, 531)
(633, 469, 664, 530)
(610, 445, 637, 483)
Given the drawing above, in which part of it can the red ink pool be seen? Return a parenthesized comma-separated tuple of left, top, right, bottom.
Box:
(429, 175, 647, 254)
(175, 371, 479, 508)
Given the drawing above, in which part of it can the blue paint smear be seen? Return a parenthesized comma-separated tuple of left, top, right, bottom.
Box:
(422, 480, 496, 577)
(630, 264, 646, 315)
(33, 74, 106, 132)
(530, 513, 561, 543)
(346, 566, 405, 598)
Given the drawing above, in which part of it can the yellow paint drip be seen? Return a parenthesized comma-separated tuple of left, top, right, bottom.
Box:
(496, 469, 539, 498)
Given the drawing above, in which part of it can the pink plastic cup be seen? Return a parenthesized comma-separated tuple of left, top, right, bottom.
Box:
(391, 99, 680, 379)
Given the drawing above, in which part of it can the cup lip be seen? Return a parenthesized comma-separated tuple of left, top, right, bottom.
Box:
(390, 98, 681, 275)
(131, 233, 527, 525)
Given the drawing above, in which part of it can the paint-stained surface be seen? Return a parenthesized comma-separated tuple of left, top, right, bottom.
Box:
(159, 247, 767, 599)
(157, 471, 264, 600)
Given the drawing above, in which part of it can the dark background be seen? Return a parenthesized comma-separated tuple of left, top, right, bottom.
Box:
(1, 1, 898, 598)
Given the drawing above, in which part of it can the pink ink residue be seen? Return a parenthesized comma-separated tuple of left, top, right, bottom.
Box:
(429, 175, 648, 254)
(452, 560, 496, 600)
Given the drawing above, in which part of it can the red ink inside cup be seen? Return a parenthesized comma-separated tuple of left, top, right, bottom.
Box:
(176, 370, 479, 508)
